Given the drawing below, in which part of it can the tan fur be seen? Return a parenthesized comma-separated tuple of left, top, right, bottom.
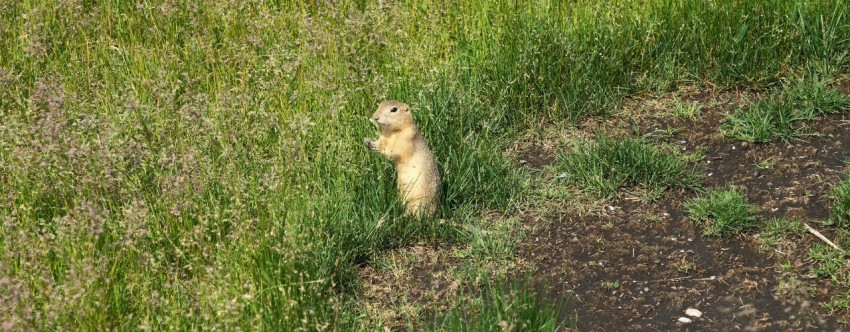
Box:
(364, 100, 440, 216)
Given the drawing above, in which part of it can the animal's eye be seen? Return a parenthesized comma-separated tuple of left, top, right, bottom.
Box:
(390, 107, 398, 113)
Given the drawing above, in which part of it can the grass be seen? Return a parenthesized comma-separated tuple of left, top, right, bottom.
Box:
(676, 261, 695, 274)
(757, 218, 806, 251)
(685, 187, 759, 237)
(808, 182, 850, 312)
(722, 77, 850, 142)
(602, 280, 621, 291)
(359, 213, 527, 329)
(806, 242, 850, 312)
(356, 212, 529, 329)
(754, 179, 850, 317)
(825, 291, 850, 312)
(435, 281, 566, 332)
(827, 171, 850, 229)
(558, 136, 702, 198)
(1, 0, 850, 329)
(807, 243, 847, 281)
(673, 100, 703, 119)
(756, 158, 778, 171)
(755, 190, 850, 316)
(457, 217, 521, 277)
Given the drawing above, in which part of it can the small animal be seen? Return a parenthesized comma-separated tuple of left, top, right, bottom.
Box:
(364, 100, 440, 216)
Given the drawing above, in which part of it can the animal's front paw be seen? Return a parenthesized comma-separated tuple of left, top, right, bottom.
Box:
(363, 138, 377, 150)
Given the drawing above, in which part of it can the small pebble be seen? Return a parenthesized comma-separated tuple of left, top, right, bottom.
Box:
(678, 317, 693, 324)
(643, 287, 649, 292)
(685, 308, 703, 318)
(687, 238, 693, 242)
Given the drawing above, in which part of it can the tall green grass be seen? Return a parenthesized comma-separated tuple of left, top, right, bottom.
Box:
(1, 0, 849, 329)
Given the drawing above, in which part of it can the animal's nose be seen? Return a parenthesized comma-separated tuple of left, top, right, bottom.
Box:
(373, 116, 379, 121)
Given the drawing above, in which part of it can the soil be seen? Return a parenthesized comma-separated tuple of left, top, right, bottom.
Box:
(516, 88, 850, 331)
(358, 245, 464, 329)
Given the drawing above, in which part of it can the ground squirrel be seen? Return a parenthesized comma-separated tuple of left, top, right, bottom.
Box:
(364, 100, 441, 216)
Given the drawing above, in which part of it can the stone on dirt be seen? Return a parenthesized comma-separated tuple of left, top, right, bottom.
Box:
(685, 308, 703, 318)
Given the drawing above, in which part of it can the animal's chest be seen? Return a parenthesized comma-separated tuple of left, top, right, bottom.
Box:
(395, 161, 425, 197)
(383, 135, 413, 161)
(385, 138, 401, 156)
(396, 161, 423, 182)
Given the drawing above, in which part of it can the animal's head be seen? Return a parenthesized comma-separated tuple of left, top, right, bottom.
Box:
(371, 100, 413, 128)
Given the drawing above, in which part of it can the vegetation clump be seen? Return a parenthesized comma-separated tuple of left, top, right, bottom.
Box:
(685, 187, 759, 237)
(722, 78, 850, 142)
(558, 136, 701, 198)
(827, 172, 850, 230)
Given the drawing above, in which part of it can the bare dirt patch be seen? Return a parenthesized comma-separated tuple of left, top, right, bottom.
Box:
(358, 245, 463, 329)
(516, 87, 850, 331)
(356, 214, 531, 330)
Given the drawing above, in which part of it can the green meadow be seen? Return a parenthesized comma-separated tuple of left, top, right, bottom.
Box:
(1, 0, 849, 330)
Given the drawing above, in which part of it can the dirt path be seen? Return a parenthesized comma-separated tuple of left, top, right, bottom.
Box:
(517, 89, 850, 331)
